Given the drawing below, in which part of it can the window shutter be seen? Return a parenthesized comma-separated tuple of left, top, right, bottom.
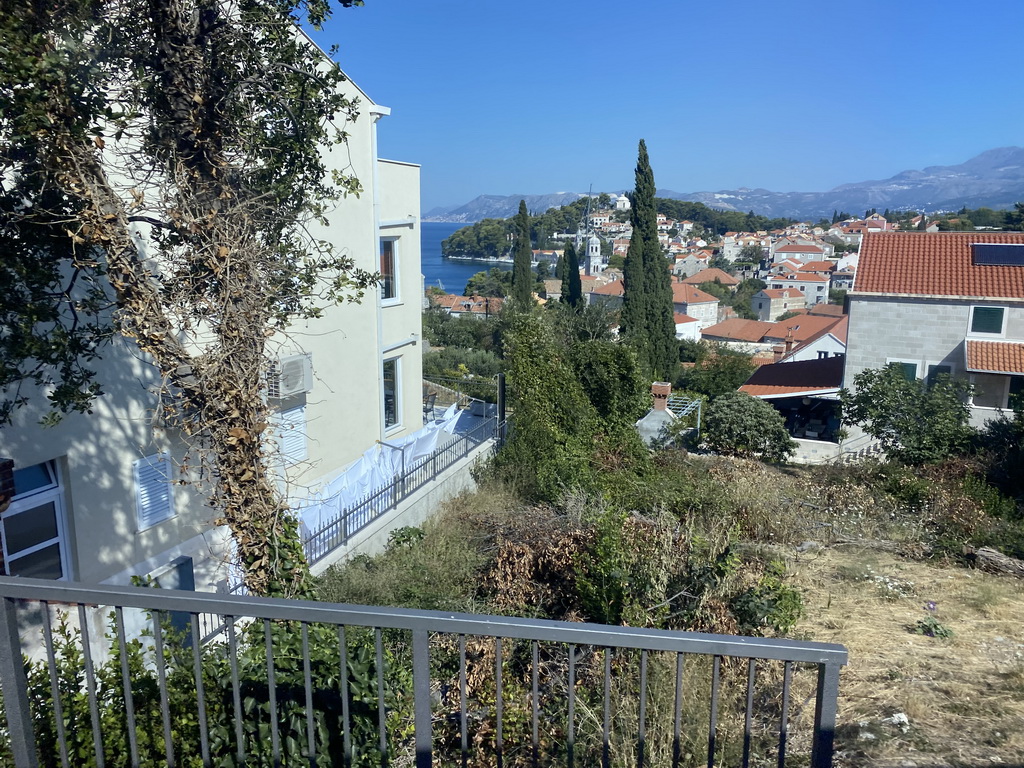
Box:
(273, 406, 307, 464)
(134, 453, 174, 531)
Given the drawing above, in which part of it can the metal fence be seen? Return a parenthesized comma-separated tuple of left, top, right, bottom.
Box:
(0, 577, 847, 768)
(302, 416, 501, 566)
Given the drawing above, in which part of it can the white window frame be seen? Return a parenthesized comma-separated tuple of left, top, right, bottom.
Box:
(380, 236, 400, 304)
(2, 460, 71, 580)
(134, 453, 176, 531)
(885, 357, 920, 380)
(967, 305, 1007, 337)
(969, 373, 1010, 410)
(925, 362, 954, 386)
(383, 356, 401, 432)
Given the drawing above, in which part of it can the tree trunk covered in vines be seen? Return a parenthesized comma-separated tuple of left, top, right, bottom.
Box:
(1, 0, 370, 596)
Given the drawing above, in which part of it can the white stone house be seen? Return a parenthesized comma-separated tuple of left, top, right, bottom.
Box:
(0, 61, 424, 590)
(770, 272, 830, 305)
(844, 232, 1024, 428)
(752, 288, 807, 322)
(671, 283, 719, 330)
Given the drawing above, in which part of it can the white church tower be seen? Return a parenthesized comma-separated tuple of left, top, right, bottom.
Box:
(587, 233, 604, 275)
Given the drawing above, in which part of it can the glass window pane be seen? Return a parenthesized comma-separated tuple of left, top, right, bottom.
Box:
(383, 359, 398, 428)
(13, 462, 54, 497)
(927, 365, 952, 387)
(380, 239, 396, 300)
(7, 543, 63, 580)
(1009, 376, 1024, 409)
(898, 362, 917, 381)
(971, 307, 1004, 334)
(973, 373, 1005, 408)
(5, 500, 59, 554)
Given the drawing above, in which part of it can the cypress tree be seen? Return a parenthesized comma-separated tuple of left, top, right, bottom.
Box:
(562, 241, 583, 308)
(555, 252, 568, 283)
(621, 140, 677, 380)
(512, 199, 534, 307)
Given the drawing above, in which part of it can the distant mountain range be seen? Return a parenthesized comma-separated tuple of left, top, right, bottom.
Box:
(423, 147, 1024, 223)
(423, 192, 589, 223)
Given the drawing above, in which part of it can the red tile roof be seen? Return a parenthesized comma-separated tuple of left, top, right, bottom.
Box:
(776, 243, 824, 253)
(591, 280, 625, 296)
(672, 283, 718, 305)
(965, 340, 1024, 374)
(799, 261, 837, 273)
(763, 314, 844, 344)
(855, 232, 1024, 297)
(432, 294, 504, 314)
(682, 268, 740, 286)
(701, 318, 775, 342)
(674, 313, 699, 324)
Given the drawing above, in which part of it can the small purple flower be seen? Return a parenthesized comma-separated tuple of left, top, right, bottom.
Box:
(925, 601, 937, 612)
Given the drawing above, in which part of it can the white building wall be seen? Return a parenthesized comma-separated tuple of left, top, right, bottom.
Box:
(0, 78, 423, 590)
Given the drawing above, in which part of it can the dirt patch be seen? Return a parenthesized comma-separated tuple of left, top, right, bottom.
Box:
(791, 547, 1024, 767)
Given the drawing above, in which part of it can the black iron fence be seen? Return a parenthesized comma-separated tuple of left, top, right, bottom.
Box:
(302, 416, 501, 566)
(0, 577, 846, 768)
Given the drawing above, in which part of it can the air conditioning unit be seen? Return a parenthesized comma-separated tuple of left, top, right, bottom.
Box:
(268, 354, 313, 399)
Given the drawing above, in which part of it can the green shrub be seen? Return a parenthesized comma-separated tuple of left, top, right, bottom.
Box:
(18, 611, 400, 767)
(731, 561, 804, 635)
(703, 392, 796, 463)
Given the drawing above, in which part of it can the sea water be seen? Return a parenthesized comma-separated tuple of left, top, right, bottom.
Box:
(420, 221, 511, 295)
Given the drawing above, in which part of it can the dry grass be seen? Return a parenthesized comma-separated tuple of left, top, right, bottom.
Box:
(791, 547, 1024, 767)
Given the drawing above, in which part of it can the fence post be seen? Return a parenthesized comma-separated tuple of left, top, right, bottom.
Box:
(0, 596, 39, 768)
(412, 629, 432, 768)
(810, 661, 841, 768)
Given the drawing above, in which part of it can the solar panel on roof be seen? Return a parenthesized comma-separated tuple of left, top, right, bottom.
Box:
(972, 244, 1024, 266)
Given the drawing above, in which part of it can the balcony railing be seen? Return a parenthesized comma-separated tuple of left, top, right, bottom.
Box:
(302, 415, 501, 566)
(0, 577, 846, 768)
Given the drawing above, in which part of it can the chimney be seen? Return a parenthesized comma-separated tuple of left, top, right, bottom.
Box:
(772, 344, 785, 363)
(785, 330, 796, 355)
(651, 381, 672, 411)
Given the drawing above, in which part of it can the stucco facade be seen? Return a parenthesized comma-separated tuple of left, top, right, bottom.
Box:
(0, 71, 423, 591)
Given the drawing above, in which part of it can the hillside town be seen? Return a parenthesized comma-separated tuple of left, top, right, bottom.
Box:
(427, 203, 1024, 465)
(4, 2, 1024, 766)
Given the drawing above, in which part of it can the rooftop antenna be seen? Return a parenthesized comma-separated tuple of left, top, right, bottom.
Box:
(576, 184, 593, 251)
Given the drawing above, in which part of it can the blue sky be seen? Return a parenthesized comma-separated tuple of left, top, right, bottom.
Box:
(308, 0, 1024, 213)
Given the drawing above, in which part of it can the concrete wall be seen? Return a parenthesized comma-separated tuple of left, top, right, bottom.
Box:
(845, 294, 1024, 428)
(310, 438, 493, 575)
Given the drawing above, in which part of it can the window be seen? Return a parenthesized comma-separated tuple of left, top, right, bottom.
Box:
(817, 351, 829, 359)
(971, 373, 1007, 409)
(134, 453, 175, 531)
(887, 359, 918, 380)
(1010, 376, 1024, 409)
(2, 461, 69, 579)
(969, 306, 1005, 335)
(380, 238, 397, 301)
(272, 406, 307, 464)
(383, 358, 399, 429)
(926, 364, 952, 387)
